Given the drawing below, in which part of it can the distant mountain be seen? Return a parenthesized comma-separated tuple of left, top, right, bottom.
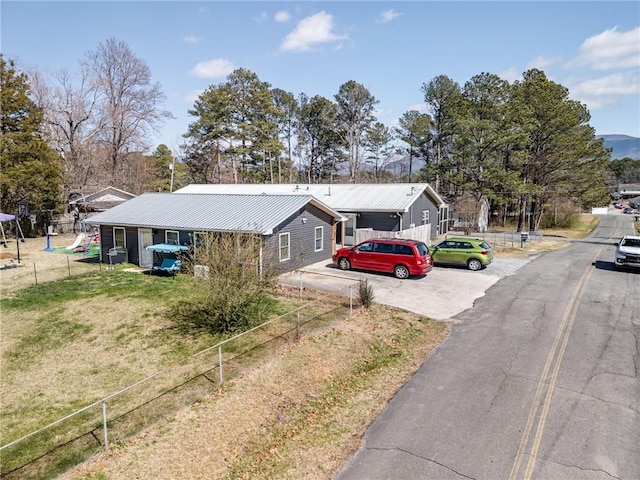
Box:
(598, 134, 640, 160)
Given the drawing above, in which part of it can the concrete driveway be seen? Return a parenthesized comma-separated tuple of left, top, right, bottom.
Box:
(279, 256, 532, 321)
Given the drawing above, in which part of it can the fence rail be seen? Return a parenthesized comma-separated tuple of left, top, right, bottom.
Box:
(0, 275, 362, 480)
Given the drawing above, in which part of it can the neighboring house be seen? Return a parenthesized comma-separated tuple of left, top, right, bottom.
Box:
(69, 186, 136, 212)
(85, 193, 344, 273)
(617, 184, 640, 199)
(175, 183, 449, 246)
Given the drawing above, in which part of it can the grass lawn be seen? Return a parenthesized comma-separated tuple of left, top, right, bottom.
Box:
(1, 261, 449, 480)
(1, 272, 221, 443)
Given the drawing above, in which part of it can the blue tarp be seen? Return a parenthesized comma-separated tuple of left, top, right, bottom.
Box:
(145, 243, 189, 254)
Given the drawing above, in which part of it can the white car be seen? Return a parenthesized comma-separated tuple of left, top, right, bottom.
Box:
(614, 235, 640, 270)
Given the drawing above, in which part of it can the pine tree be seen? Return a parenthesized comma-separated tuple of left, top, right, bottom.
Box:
(0, 55, 62, 224)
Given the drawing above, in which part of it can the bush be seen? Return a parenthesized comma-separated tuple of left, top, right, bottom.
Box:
(172, 292, 278, 334)
(173, 232, 278, 335)
(358, 279, 375, 309)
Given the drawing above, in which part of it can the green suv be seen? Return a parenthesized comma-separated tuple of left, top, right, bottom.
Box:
(431, 237, 493, 271)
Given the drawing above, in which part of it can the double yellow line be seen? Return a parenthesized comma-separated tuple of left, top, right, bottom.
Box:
(508, 246, 605, 480)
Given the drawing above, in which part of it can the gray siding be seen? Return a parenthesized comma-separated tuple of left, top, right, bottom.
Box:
(401, 193, 436, 233)
(356, 193, 438, 237)
(97, 204, 334, 273)
(358, 212, 400, 232)
(264, 204, 334, 273)
(98, 225, 137, 264)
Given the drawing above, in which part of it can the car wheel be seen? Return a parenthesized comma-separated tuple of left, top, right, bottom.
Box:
(394, 265, 410, 279)
(338, 257, 351, 271)
(467, 258, 483, 271)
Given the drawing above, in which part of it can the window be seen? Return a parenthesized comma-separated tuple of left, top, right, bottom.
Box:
(113, 227, 126, 248)
(395, 244, 414, 255)
(355, 242, 374, 252)
(314, 226, 323, 252)
(166, 230, 179, 245)
(421, 209, 430, 225)
(279, 232, 290, 261)
(374, 242, 394, 254)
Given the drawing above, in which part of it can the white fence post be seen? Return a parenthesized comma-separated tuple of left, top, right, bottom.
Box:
(349, 285, 353, 316)
(218, 345, 223, 384)
(102, 401, 108, 450)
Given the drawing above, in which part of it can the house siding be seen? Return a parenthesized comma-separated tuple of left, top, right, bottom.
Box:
(263, 204, 334, 273)
(358, 212, 400, 232)
(96, 204, 334, 273)
(355, 193, 438, 236)
(401, 193, 436, 231)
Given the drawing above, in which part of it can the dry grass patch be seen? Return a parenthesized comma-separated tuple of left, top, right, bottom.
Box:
(60, 306, 448, 480)
(541, 214, 599, 239)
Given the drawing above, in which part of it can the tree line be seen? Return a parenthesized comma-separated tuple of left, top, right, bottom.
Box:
(1, 37, 620, 233)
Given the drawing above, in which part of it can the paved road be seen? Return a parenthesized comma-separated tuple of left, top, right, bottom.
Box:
(334, 214, 639, 480)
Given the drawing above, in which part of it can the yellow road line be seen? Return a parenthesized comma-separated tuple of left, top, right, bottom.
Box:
(509, 246, 606, 480)
(523, 253, 600, 479)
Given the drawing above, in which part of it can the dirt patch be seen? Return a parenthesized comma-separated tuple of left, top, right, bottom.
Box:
(0, 234, 100, 295)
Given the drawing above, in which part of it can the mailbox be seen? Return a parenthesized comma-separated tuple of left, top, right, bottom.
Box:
(520, 232, 529, 247)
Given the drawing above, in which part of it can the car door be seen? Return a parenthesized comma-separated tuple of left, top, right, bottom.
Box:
(455, 241, 474, 265)
(350, 241, 375, 269)
(434, 240, 457, 265)
(372, 241, 395, 273)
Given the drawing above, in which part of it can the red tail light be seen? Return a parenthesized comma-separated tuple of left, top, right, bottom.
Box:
(481, 250, 488, 255)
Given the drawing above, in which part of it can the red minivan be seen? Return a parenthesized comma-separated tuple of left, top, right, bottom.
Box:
(332, 238, 433, 279)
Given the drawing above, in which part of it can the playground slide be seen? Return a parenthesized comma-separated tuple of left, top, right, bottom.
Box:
(66, 233, 85, 250)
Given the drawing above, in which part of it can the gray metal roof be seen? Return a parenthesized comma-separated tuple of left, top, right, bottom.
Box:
(175, 183, 446, 212)
(85, 193, 342, 235)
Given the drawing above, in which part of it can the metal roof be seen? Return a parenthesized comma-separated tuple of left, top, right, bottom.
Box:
(84, 193, 342, 235)
(175, 183, 446, 212)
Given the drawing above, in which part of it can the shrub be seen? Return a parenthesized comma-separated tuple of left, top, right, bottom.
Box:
(358, 279, 375, 309)
(173, 232, 278, 335)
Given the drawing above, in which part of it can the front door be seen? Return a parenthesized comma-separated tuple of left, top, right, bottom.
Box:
(138, 228, 154, 267)
(344, 215, 356, 246)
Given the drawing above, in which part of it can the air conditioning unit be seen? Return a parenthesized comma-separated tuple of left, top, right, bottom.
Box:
(194, 265, 210, 279)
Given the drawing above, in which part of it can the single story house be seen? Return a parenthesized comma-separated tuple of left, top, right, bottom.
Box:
(175, 183, 449, 246)
(69, 186, 136, 213)
(85, 192, 344, 273)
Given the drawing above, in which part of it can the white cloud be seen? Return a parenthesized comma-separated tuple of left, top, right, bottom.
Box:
(280, 11, 347, 52)
(499, 67, 522, 83)
(184, 89, 204, 103)
(376, 9, 401, 24)
(570, 26, 640, 71)
(526, 55, 561, 71)
(189, 58, 236, 79)
(274, 10, 291, 23)
(570, 71, 640, 98)
(183, 35, 200, 44)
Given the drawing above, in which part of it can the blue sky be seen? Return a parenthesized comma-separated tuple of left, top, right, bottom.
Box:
(2, 1, 639, 153)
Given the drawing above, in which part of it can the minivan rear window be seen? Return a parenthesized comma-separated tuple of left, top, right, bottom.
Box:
(416, 242, 429, 257)
(395, 244, 414, 255)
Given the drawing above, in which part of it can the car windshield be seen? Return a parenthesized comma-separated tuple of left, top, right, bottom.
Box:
(621, 238, 640, 247)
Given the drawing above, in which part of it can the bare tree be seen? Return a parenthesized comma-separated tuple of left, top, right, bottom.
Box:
(29, 66, 102, 200)
(83, 37, 172, 188)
